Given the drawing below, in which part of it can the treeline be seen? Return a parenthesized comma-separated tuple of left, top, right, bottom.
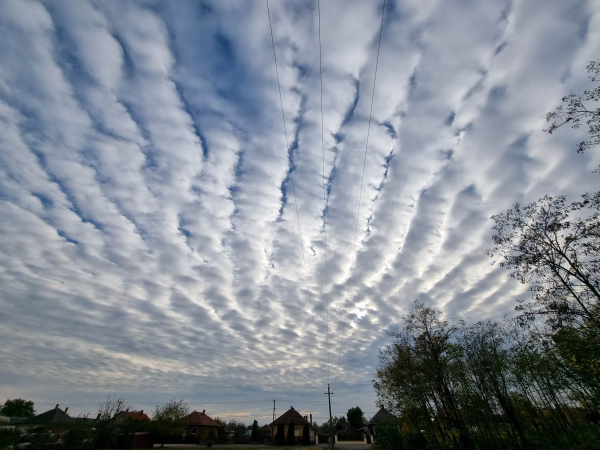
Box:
(374, 60, 600, 450)
(374, 304, 600, 450)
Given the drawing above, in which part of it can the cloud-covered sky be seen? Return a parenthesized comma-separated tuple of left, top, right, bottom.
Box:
(1, 0, 599, 423)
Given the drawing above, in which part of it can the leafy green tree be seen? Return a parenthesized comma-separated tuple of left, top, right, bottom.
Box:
(1, 398, 35, 417)
(376, 419, 403, 450)
(322, 416, 348, 432)
(152, 398, 189, 448)
(347, 407, 366, 432)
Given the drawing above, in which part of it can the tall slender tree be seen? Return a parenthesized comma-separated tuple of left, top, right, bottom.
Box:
(287, 422, 295, 446)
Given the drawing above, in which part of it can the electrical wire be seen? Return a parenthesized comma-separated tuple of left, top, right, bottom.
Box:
(317, 0, 330, 389)
(332, 0, 387, 391)
(265, 0, 326, 394)
(15, 381, 372, 389)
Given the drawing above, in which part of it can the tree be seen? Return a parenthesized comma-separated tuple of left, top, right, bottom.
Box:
(97, 396, 131, 421)
(152, 398, 189, 448)
(347, 407, 366, 432)
(251, 420, 258, 442)
(302, 425, 310, 445)
(374, 302, 472, 449)
(546, 59, 600, 153)
(94, 396, 132, 449)
(213, 417, 227, 443)
(276, 424, 285, 445)
(322, 416, 348, 432)
(375, 419, 403, 450)
(312, 421, 320, 434)
(286, 422, 295, 446)
(0, 399, 35, 417)
(227, 419, 246, 441)
(487, 193, 600, 331)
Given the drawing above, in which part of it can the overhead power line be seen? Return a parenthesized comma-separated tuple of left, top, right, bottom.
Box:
(317, 0, 330, 387)
(332, 0, 387, 391)
(265, 0, 326, 393)
(15, 380, 372, 389)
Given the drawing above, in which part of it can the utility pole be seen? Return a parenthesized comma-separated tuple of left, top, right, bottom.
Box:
(325, 384, 334, 450)
(272, 400, 276, 443)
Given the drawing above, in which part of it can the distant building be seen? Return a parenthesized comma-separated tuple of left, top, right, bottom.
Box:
(271, 407, 314, 442)
(261, 424, 273, 440)
(183, 410, 222, 442)
(16, 405, 85, 430)
(114, 409, 151, 422)
(365, 408, 396, 438)
(0, 415, 27, 428)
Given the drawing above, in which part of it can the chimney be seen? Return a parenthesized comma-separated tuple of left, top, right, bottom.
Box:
(126, 408, 129, 412)
(55, 404, 59, 409)
(96, 413, 101, 420)
(310, 414, 312, 424)
(202, 410, 205, 414)
(140, 410, 143, 414)
(64, 407, 69, 414)
(291, 406, 294, 410)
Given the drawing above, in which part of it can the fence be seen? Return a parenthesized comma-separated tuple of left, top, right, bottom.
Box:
(337, 434, 365, 441)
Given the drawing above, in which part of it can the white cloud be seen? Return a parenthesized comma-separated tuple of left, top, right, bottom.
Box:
(0, 0, 598, 422)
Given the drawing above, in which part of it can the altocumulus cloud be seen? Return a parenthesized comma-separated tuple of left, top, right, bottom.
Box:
(0, 0, 599, 421)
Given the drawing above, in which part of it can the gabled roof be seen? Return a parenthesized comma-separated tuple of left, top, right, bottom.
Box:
(23, 408, 73, 425)
(116, 411, 151, 422)
(367, 408, 395, 425)
(184, 411, 221, 427)
(272, 407, 310, 426)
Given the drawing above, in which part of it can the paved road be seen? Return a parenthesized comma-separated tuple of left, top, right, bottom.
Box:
(153, 444, 370, 450)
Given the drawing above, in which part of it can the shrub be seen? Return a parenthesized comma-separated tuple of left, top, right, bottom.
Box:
(0, 428, 21, 450)
(376, 419, 403, 450)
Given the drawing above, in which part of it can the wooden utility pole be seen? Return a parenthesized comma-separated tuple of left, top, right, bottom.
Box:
(325, 384, 334, 450)
(272, 400, 276, 443)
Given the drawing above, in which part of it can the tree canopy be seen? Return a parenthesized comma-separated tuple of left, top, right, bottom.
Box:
(347, 406, 366, 432)
(546, 59, 600, 153)
(487, 192, 600, 332)
(0, 398, 35, 417)
(152, 398, 189, 447)
(374, 302, 600, 449)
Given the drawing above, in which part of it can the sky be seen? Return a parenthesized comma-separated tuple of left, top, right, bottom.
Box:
(0, 0, 599, 424)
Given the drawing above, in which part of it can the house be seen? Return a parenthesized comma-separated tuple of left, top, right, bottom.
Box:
(114, 409, 151, 422)
(364, 408, 396, 438)
(271, 407, 314, 443)
(183, 410, 222, 442)
(16, 405, 82, 430)
(261, 424, 273, 440)
(0, 415, 27, 429)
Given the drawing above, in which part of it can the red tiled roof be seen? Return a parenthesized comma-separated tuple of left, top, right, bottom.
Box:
(117, 411, 151, 421)
(184, 411, 221, 427)
(272, 407, 310, 426)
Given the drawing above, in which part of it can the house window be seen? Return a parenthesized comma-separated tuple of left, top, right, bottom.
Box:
(191, 427, 197, 434)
